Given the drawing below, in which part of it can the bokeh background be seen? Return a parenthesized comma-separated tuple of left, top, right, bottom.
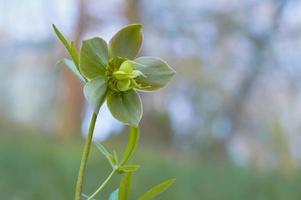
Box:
(1, 0, 301, 199)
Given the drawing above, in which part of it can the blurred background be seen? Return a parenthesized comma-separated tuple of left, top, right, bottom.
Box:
(1, 0, 301, 199)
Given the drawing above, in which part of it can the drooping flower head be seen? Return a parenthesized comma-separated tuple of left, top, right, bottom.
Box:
(53, 24, 175, 127)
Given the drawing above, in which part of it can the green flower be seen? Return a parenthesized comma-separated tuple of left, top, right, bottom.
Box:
(53, 24, 175, 127)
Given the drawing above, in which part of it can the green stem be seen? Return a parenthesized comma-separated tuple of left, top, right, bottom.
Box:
(88, 169, 116, 200)
(75, 112, 98, 200)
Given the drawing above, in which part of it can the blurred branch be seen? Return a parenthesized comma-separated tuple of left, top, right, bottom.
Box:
(224, 0, 288, 136)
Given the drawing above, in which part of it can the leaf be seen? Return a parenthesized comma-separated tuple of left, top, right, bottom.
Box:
(133, 57, 176, 91)
(53, 25, 85, 82)
(94, 142, 110, 158)
(109, 189, 119, 200)
(138, 179, 176, 200)
(70, 41, 80, 67)
(82, 193, 97, 200)
(113, 151, 119, 165)
(118, 172, 133, 200)
(107, 90, 142, 127)
(60, 58, 86, 82)
(84, 76, 108, 113)
(109, 24, 143, 59)
(117, 165, 140, 174)
(52, 24, 70, 51)
(94, 142, 116, 168)
(80, 37, 109, 79)
(120, 127, 139, 165)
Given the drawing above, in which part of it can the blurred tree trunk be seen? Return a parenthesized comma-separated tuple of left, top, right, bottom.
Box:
(59, 0, 87, 138)
(226, 0, 286, 137)
(220, 0, 290, 162)
(125, 0, 140, 23)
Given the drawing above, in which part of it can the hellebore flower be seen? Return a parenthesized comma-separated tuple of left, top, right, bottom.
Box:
(53, 24, 175, 127)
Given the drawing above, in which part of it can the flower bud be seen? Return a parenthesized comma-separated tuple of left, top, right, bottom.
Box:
(117, 79, 131, 91)
(119, 60, 133, 73)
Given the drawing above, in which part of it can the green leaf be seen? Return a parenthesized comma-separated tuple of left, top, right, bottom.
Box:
(109, 189, 119, 200)
(60, 58, 86, 82)
(138, 179, 176, 200)
(94, 142, 116, 168)
(84, 76, 108, 113)
(52, 24, 70, 51)
(70, 41, 80, 67)
(118, 173, 133, 200)
(133, 57, 176, 91)
(82, 193, 97, 200)
(94, 142, 110, 158)
(117, 165, 140, 174)
(53, 25, 85, 82)
(80, 37, 109, 79)
(107, 90, 142, 127)
(53, 25, 78, 66)
(113, 151, 119, 165)
(120, 127, 139, 165)
(109, 24, 143, 59)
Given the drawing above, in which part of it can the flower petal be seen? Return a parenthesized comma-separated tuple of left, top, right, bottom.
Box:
(109, 24, 143, 59)
(80, 37, 109, 79)
(107, 90, 142, 127)
(133, 57, 176, 91)
(84, 76, 108, 113)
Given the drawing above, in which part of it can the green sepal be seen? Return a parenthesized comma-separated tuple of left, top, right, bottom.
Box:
(80, 37, 109, 79)
(138, 179, 176, 200)
(107, 90, 142, 126)
(109, 24, 143, 59)
(133, 57, 175, 91)
(84, 76, 108, 113)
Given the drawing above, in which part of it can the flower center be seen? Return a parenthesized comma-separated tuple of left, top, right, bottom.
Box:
(106, 58, 144, 92)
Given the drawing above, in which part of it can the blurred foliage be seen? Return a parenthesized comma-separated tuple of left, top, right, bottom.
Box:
(0, 134, 301, 200)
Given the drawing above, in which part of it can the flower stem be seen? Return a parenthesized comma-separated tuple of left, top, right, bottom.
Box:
(75, 112, 98, 200)
(87, 169, 116, 200)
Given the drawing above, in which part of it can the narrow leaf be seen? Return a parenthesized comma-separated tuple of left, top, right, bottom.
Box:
(84, 76, 108, 113)
(118, 173, 133, 200)
(138, 179, 176, 200)
(109, 189, 119, 200)
(94, 142, 115, 168)
(70, 41, 80, 67)
(94, 142, 110, 158)
(120, 127, 140, 166)
(60, 58, 86, 82)
(80, 37, 109, 79)
(109, 151, 119, 166)
(52, 24, 70, 51)
(82, 193, 97, 200)
(107, 90, 142, 127)
(109, 24, 143, 59)
(53, 25, 86, 82)
(117, 165, 140, 174)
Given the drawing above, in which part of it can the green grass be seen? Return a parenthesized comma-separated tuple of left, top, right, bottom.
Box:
(0, 134, 301, 200)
